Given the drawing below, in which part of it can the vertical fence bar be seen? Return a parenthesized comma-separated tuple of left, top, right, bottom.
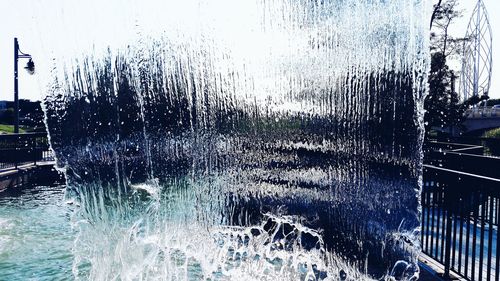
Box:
(440, 188, 447, 262)
(458, 197, 464, 275)
(422, 185, 426, 251)
(496, 196, 500, 281)
(441, 189, 447, 262)
(430, 184, 436, 257)
(487, 196, 493, 281)
(472, 193, 478, 281)
(479, 194, 486, 281)
(465, 194, 471, 278)
(452, 205, 458, 270)
(33, 135, 37, 165)
(443, 197, 453, 278)
(496, 198, 499, 225)
(14, 135, 18, 169)
(435, 187, 442, 260)
(426, 188, 431, 252)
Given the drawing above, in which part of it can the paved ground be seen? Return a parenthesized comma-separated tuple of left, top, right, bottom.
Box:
(420, 263, 444, 281)
(0, 162, 57, 192)
(419, 254, 465, 281)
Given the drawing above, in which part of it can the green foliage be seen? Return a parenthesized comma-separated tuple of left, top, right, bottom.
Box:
(424, 52, 463, 133)
(425, 0, 478, 136)
(0, 108, 15, 124)
(484, 128, 500, 139)
(484, 128, 500, 155)
(0, 100, 45, 132)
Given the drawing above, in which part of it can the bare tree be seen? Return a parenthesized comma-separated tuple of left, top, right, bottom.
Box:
(430, 0, 469, 60)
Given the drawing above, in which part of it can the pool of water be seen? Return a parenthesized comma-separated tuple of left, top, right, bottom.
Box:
(0, 185, 74, 280)
(0, 178, 418, 280)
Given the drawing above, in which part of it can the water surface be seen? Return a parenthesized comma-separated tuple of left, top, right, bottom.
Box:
(0, 186, 74, 280)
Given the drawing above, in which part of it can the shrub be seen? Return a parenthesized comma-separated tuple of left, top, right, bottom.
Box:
(483, 128, 500, 156)
(484, 128, 500, 139)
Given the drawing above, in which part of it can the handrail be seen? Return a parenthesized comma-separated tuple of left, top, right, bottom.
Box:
(0, 132, 53, 172)
(424, 164, 500, 183)
(439, 151, 500, 160)
(427, 136, 500, 145)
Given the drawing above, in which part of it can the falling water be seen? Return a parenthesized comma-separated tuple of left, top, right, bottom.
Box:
(32, 0, 429, 279)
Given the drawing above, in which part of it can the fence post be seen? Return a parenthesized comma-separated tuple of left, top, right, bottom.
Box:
(14, 135, 18, 169)
(443, 186, 453, 279)
(33, 135, 37, 165)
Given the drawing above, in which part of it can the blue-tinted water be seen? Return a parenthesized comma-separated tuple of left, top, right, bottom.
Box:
(0, 186, 74, 280)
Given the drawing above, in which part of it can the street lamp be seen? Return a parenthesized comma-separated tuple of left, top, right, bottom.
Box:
(14, 37, 35, 134)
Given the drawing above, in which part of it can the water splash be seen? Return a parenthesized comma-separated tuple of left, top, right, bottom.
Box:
(69, 180, 400, 280)
(31, 0, 429, 279)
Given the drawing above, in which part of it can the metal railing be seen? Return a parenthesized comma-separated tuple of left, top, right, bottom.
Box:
(0, 132, 54, 171)
(422, 165, 500, 280)
(426, 137, 500, 158)
(465, 107, 500, 119)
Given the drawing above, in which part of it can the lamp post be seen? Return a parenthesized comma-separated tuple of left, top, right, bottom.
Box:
(13, 37, 35, 134)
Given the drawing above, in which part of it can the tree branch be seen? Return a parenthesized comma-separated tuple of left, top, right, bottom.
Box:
(430, 0, 443, 29)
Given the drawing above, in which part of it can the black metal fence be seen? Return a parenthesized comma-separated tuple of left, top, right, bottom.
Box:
(0, 133, 54, 171)
(422, 165, 500, 280)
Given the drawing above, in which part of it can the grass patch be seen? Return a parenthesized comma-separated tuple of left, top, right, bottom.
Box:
(0, 124, 26, 134)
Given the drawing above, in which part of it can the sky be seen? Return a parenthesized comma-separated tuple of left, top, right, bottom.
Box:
(0, 0, 498, 102)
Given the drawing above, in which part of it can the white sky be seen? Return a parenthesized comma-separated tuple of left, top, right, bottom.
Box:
(0, 0, 498, 101)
